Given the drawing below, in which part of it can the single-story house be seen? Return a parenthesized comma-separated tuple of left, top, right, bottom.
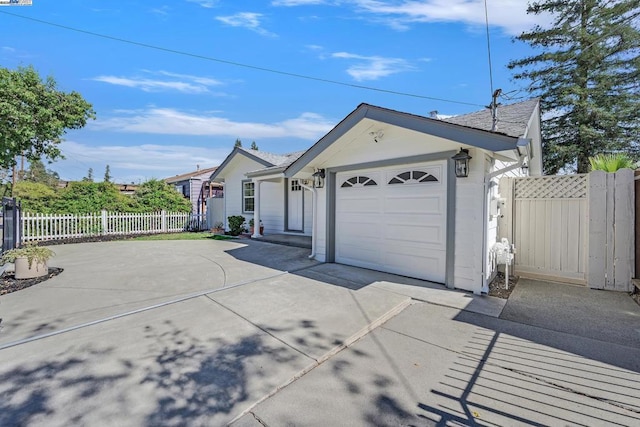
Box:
(210, 99, 542, 294)
(165, 165, 222, 216)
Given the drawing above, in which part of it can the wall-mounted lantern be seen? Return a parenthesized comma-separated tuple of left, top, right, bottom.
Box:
(452, 148, 472, 178)
(312, 169, 325, 188)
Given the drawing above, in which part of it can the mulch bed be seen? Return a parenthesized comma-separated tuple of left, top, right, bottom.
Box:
(0, 267, 64, 296)
(488, 272, 519, 299)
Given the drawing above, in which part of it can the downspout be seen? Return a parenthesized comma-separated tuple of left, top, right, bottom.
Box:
(299, 180, 317, 259)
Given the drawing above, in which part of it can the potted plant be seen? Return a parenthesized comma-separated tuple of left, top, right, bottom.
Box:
(227, 215, 246, 236)
(1, 244, 55, 279)
(249, 218, 264, 235)
(211, 221, 225, 235)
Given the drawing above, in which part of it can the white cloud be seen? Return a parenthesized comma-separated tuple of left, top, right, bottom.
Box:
(57, 140, 230, 183)
(91, 108, 335, 140)
(185, 0, 217, 8)
(215, 12, 276, 37)
(1, 46, 16, 52)
(272, 0, 328, 5)
(352, 0, 549, 35)
(90, 71, 224, 94)
(331, 52, 415, 81)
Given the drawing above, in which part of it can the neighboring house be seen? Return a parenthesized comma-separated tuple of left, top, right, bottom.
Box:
(211, 99, 542, 295)
(165, 166, 222, 215)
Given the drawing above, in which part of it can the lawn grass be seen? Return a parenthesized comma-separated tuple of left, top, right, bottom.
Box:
(132, 232, 216, 241)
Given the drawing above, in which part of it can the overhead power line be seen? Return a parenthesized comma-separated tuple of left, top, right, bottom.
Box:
(0, 10, 484, 107)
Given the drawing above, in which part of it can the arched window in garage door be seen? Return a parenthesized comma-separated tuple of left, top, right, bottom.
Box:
(388, 170, 438, 185)
(340, 176, 378, 188)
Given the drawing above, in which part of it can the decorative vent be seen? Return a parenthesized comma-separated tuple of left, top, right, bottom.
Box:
(341, 176, 377, 188)
(388, 170, 438, 185)
(514, 175, 587, 199)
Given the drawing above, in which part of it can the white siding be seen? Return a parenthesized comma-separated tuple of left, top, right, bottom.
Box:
(452, 150, 486, 293)
(260, 181, 285, 233)
(214, 154, 288, 233)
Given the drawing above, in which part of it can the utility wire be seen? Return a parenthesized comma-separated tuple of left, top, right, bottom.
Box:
(483, 0, 495, 98)
(0, 10, 484, 107)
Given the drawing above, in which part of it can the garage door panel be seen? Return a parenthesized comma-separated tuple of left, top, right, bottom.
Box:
(336, 161, 447, 283)
(339, 197, 380, 215)
(383, 251, 444, 282)
(385, 224, 443, 246)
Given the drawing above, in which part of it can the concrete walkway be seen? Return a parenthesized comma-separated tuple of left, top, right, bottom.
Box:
(501, 278, 640, 348)
(1, 240, 639, 426)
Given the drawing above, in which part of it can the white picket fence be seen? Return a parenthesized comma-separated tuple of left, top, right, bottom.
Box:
(21, 211, 195, 243)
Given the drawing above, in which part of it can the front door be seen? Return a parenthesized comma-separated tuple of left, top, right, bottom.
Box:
(288, 179, 303, 231)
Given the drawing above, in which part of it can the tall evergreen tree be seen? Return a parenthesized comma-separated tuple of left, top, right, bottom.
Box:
(250, 141, 259, 150)
(508, 0, 640, 174)
(83, 167, 94, 182)
(104, 164, 112, 183)
(234, 138, 242, 148)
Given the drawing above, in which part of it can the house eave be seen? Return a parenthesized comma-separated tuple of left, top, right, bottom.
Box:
(285, 103, 521, 178)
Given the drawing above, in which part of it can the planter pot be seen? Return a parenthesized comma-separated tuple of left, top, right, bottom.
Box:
(14, 257, 48, 279)
(250, 226, 265, 235)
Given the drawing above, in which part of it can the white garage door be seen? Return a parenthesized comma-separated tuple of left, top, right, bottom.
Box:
(335, 161, 447, 283)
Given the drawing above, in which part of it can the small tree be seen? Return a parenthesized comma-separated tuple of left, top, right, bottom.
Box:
(0, 66, 95, 170)
(104, 165, 112, 183)
(234, 138, 242, 148)
(25, 159, 60, 188)
(250, 141, 258, 150)
(83, 168, 94, 182)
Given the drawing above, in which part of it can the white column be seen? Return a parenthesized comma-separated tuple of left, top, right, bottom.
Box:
(252, 179, 263, 238)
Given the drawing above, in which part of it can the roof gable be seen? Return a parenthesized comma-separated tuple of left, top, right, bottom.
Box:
(165, 166, 218, 184)
(209, 147, 293, 182)
(285, 101, 538, 178)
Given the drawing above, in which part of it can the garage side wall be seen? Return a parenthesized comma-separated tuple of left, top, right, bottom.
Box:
(452, 149, 486, 293)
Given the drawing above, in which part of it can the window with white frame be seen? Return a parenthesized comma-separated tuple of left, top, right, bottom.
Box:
(243, 180, 255, 212)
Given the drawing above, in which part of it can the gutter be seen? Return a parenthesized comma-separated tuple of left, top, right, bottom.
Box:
(298, 180, 317, 259)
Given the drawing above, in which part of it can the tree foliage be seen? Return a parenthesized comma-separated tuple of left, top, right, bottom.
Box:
(508, 0, 640, 174)
(83, 168, 94, 182)
(24, 159, 60, 188)
(250, 141, 259, 150)
(104, 165, 112, 183)
(234, 138, 242, 148)
(0, 66, 95, 170)
(132, 179, 192, 213)
(15, 179, 191, 214)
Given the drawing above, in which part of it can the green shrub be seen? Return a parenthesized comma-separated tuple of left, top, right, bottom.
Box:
(589, 153, 636, 172)
(227, 215, 246, 236)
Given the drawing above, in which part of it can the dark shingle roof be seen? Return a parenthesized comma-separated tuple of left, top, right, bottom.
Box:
(442, 98, 539, 138)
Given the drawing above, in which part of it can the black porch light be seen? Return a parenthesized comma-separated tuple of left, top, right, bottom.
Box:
(312, 169, 326, 188)
(452, 148, 472, 178)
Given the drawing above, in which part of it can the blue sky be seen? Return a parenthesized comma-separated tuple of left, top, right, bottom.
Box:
(0, 0, 546, 184)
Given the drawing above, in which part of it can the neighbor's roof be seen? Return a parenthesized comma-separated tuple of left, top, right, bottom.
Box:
(442, 98, 540, 138)
(165, 166, 218, 183)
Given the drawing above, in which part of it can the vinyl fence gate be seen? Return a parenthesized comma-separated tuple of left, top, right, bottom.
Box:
(500, 170, 634, 291)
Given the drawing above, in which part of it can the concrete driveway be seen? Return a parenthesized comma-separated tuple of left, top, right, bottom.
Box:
(0, 239, 639, 426)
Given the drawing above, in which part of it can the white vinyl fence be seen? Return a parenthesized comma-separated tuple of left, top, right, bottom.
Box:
(499, 169, 635, 291)
(21, 211, 193, 243)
